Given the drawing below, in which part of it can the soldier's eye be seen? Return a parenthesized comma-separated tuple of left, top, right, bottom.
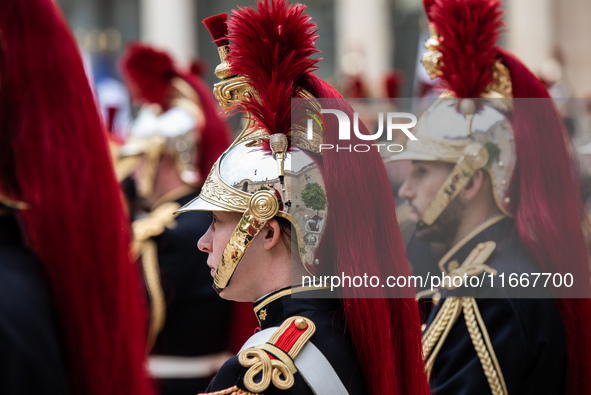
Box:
(414, 167, 427, 177)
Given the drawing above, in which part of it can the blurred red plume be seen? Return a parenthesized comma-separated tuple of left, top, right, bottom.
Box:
(0, 1, 154, 394)
(428, 0, 504, 98)
(120, 42, 176, 105)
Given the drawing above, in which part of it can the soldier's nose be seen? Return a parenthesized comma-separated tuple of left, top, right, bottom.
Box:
(398, 178, 414, 200)
(197, 231, 212, 253)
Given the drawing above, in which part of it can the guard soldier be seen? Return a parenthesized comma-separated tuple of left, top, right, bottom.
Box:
(391, 0, 591, 393)
(119, 44, 253, 394)
(0, 1, 154, 394)
(175, 1, 430, 394)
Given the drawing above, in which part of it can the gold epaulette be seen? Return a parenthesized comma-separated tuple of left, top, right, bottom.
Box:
(238, 316, 316, 393)
(198, 385, 260, 395)
(0, 195, 29, 212)
(132, 201, 181, 246)
(445, 241, 497, 290)
(132, 201, 180, 351)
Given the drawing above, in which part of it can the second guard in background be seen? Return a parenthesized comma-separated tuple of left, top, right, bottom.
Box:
(119, 44, 253, 395)
(391, 0, 591, 394)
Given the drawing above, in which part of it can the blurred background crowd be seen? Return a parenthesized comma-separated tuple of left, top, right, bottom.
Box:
(56, 0, 591, 138)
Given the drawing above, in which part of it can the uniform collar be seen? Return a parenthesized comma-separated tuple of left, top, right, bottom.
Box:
(253, 285, 337, 329)
(438, 214, 514, 274)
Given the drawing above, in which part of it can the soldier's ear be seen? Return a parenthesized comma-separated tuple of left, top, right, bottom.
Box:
(461, 169, 485, 201)
(262, 219, 282, 251)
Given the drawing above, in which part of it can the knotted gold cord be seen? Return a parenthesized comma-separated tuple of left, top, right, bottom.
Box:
(198, 385, 260, 395)
(238, 348, 294, 392)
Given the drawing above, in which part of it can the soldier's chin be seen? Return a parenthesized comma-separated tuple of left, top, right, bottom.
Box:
(415, 221, 451, 243)
(415, 200, 463, 245)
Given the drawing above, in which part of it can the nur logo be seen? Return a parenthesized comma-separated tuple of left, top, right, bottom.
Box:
(305, 108, 417, 153)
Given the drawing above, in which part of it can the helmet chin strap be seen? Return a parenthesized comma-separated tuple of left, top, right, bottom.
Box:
(419, 143, 489, 227)
(213, 190, 280, 293)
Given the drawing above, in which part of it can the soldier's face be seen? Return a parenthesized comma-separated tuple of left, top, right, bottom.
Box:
(398, 160, 453, 222)
(198, 211, 238, 280)
(197, 211, 270, 302)
(398, 160, 464, 244)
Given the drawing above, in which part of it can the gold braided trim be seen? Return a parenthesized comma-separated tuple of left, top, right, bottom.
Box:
(140, 240, 166, 351)
(0, 195, 29, 210)
(253, 286, 330, 317)
(131, 202, 180, 351)
(132, 202, 181, 247)
(423, 298, 462, 379)
(438, 214, 505, 273)
(445, 241, 497, 290)
(462, 298, 508, 395)
(198, 385, 261, 395)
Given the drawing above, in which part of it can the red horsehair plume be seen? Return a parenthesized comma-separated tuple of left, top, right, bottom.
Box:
(422, 0, 437, 21)
(226, 0, 320, 136)
(384, 70, 403, 98)
(120, 43, 176, 105)
(203, 13, 229, 47)
(427, 0, 504, 98)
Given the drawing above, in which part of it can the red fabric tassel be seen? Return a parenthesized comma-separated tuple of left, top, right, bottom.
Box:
(203, 13, 230, 47)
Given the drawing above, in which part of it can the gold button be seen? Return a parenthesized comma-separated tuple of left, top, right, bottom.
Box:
(498, 161, 504, 168)
(294, 318, 307, 330)
(504, 197, 511, 204)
